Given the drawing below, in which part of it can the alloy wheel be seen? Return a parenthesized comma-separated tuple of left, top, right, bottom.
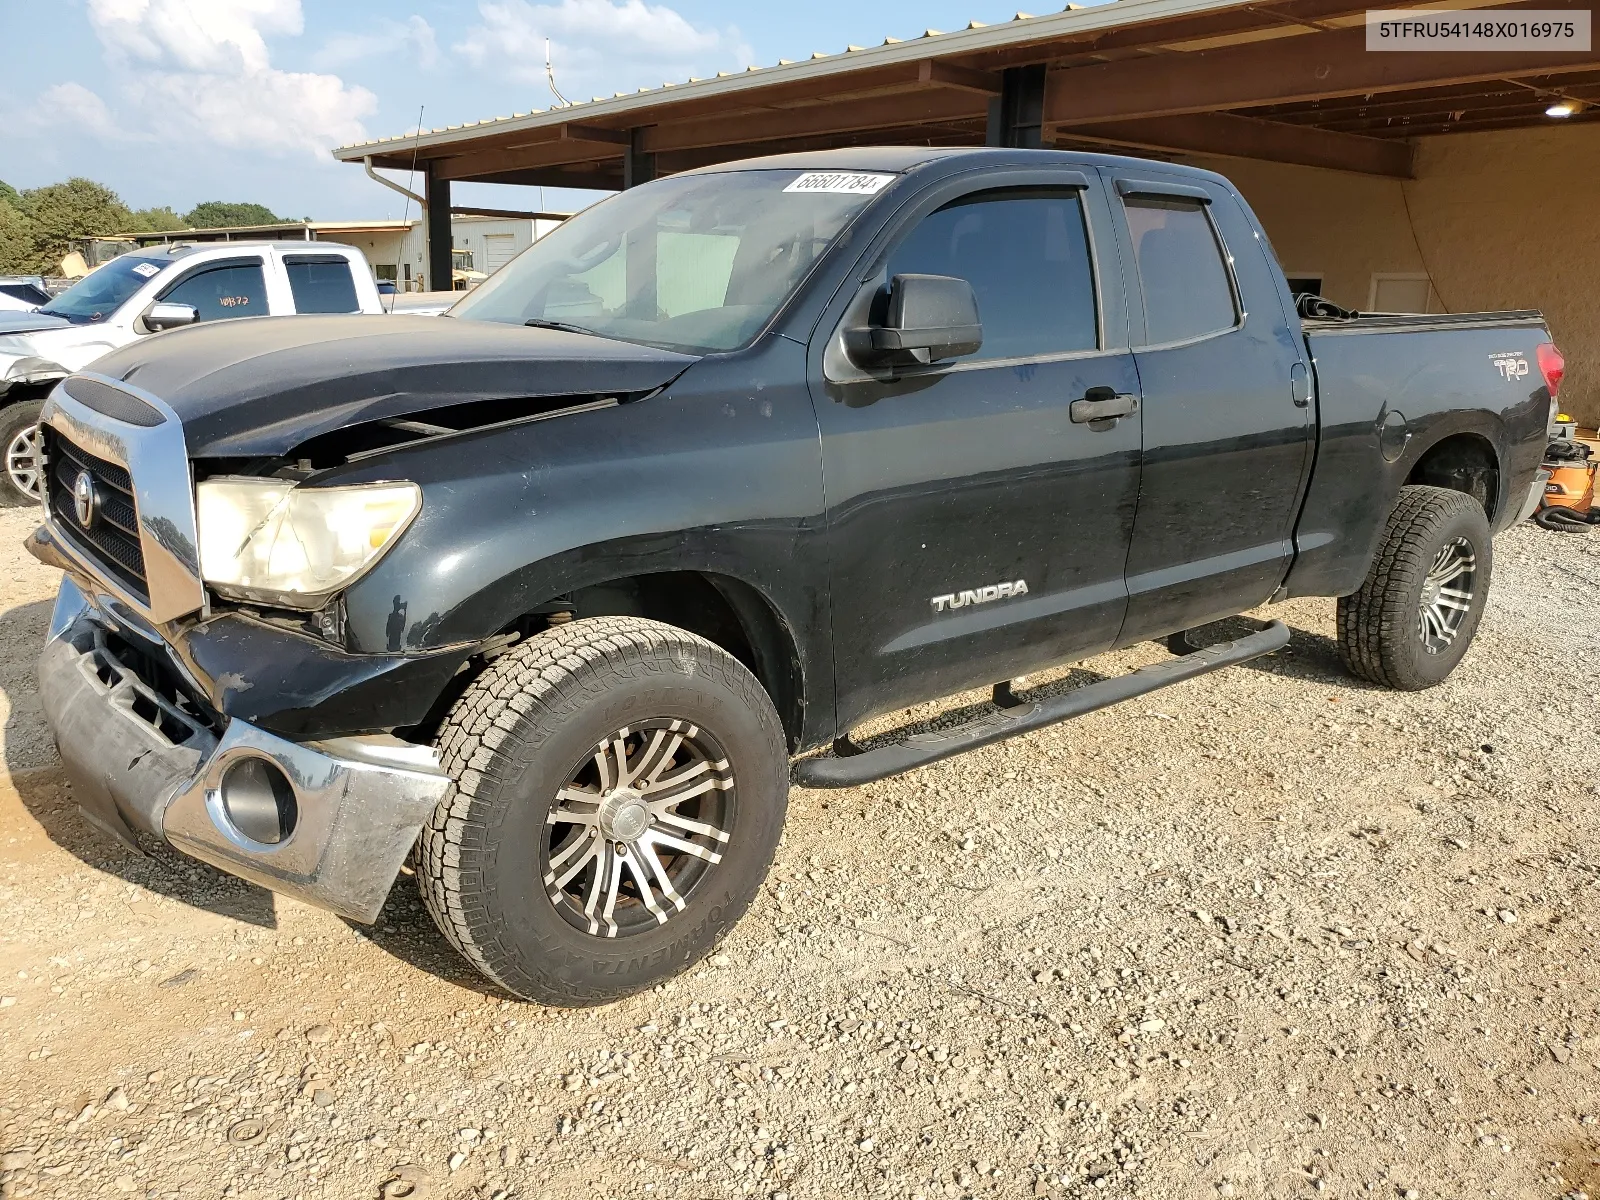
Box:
(5, 423, 41, 501)
(1417, 536, 1476, 654)
(541, 719, 735, 938)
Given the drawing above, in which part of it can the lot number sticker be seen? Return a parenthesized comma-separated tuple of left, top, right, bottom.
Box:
(784, 172, 895, 196)
(131, 263, 161, 278)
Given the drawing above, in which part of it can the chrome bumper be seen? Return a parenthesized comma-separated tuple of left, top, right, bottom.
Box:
(38, 576, 452, 922)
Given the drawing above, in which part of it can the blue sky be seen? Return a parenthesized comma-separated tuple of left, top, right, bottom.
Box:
(0, 0, 1066, 222)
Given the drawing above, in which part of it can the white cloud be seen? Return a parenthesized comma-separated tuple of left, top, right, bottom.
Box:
(41, 0, 379, 160)
(456, 0, 754, 104)
(27, 83, 125, 140)
(89, 0, 303, 73)
(315, 15, 439, 70)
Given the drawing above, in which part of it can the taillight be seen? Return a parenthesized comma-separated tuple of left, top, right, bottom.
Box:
(1537, 342, 1565, 397)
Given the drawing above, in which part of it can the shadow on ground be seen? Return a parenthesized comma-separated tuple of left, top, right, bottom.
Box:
(1200, 614, 1380, 690)
(1, 592, 496, 990)
(2, 595, 278, 926)
(340, 879, 515, 1000)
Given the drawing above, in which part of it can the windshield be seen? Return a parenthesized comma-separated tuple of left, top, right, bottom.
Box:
(449, 169, 893, 353)
(40, 254, 169, 324)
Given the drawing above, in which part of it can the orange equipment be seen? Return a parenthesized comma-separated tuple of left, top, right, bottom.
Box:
(1535, 439, 1600, 530)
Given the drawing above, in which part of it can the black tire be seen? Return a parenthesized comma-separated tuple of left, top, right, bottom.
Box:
(0, 399, 45, 508)
(1337, 485, 1492, 690)
(417, 615, 788, 1006)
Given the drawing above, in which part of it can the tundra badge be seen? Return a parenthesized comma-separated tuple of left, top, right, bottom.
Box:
(931, 580, 1029, 613)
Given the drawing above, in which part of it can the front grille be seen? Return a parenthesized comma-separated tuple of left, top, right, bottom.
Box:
(45, 427, 149, 600)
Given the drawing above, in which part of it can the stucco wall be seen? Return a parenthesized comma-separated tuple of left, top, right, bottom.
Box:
(1184, 122, 1600, 424)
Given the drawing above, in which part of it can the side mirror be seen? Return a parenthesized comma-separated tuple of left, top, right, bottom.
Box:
(143, 301, 198, 332)
(844, 274, 983, 369)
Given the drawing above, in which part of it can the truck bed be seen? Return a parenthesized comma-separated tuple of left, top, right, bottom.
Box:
(1286, 308, 1553, 599)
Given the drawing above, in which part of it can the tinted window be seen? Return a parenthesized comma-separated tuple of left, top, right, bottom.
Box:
(286, 257, 360, 313)
(161, 262, 267, 322)
(38, 254, 170, 324)
(1123, 196, 1237, 344)
(886, 189, 1097, 361)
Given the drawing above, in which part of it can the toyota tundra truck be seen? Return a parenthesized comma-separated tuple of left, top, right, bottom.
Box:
(27, 148, 1559, 1006)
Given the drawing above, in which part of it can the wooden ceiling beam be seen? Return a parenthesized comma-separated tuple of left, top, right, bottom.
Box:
(916, 60, 1003, 94)
(654, 126, 986, 174)
(638, 88, 986, 154)
(955, 0, 1378, 72)
(434, 138, 619, 181)
(1045, 0, 1600, 124)
(1254, 77, 1600, 121)
(1065, 111, 1415, 176)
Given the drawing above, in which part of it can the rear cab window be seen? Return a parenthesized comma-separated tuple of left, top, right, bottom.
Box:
(1120, 191, 1239, 345)
(284, 255, 361, 314)
(159, 259, 268, 322)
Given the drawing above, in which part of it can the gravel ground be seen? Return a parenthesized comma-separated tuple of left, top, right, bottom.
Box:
(3, 503, 1600, 1200)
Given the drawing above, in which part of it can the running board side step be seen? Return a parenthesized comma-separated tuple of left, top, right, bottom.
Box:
(794, 621, 1289, 788)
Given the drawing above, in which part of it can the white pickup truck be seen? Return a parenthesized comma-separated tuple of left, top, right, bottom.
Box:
(0, 242, 384, 505)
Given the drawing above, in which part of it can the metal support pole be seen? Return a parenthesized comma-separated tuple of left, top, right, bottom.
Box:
(424, 163, 452, 293)
(623, 129, 656, 190)
(986, 66, 1048, 149)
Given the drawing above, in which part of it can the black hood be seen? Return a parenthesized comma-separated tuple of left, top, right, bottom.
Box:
(89, 314, 699, 456)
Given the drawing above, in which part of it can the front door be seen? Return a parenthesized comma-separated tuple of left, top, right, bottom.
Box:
(1106, 171, 1313, 643)
(811, 171, 1144, 731)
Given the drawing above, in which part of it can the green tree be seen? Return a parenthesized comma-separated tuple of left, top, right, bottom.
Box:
(184, 201, 281, 228)
(23, 177, 133, 273)
(0, 180, 21, 210)
(130, 206, 189, 232)
(0, 200, 35, 274)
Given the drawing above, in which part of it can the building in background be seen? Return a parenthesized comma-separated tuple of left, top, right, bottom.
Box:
(124, 213, 569, 292)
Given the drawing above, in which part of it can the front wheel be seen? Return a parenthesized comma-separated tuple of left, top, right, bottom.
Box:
(417, 616, 789, 1006)
(0, 400, 45, 507)
(1337, 485, 1492, 690)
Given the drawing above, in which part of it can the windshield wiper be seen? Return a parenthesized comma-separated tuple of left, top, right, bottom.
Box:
(524, 318, 599, 336)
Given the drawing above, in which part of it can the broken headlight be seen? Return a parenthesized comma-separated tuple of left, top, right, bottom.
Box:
(196, 477, 421, 609)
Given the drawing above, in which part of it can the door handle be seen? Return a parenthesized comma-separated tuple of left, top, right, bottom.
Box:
(1070, 390, 1139, 424)
(1290, 362, 1311, 408)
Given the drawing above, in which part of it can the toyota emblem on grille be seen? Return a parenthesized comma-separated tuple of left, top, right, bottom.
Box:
(72, 470, 99, 529)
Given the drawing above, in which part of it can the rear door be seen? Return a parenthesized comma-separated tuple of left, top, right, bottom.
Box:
(1105, 170, 1313, 643)
(812, 168, 1144, 730)
(282, 254, 364, 314)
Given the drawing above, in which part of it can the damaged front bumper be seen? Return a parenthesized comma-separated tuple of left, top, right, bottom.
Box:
(38, 575, 453, 922)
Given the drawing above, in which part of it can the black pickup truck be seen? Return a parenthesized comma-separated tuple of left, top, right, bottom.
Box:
(29, 148, 1560, 1005)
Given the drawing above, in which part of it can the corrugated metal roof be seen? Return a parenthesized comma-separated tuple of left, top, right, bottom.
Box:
(333, 0, 1252, 161)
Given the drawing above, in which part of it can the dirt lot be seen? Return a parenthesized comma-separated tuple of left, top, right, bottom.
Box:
(3, 503, 1600, 1200)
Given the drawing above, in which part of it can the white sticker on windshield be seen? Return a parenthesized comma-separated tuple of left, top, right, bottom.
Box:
(784, 172, 894, 196)
(131, 262, 160, 278)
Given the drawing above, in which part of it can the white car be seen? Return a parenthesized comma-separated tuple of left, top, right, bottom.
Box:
(0, 242, 384, 505)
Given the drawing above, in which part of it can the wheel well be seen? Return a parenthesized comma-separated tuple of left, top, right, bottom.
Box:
(533, 572, 805, 750)
(1407, 433, 1500, 519)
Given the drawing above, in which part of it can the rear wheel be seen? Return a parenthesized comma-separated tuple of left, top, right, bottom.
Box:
(1337, 485, 1492, 690)
(0, 400, 45, 507)
(417, 616, 788, 1006)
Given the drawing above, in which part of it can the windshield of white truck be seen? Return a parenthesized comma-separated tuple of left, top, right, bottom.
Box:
(449, 169, 894, 354)
(39, 255, 170, 325)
